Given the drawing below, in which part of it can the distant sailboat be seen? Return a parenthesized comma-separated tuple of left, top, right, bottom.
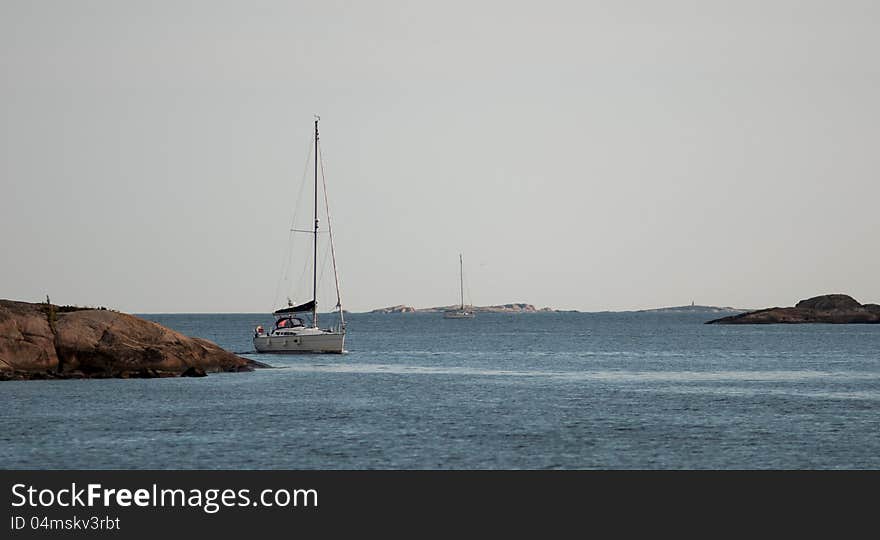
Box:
(444, 254, 475, 319)
(253, 117, 346, 353)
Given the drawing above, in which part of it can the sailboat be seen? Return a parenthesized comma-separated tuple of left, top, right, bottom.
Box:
(443, 254, 475, 319)
(253, 117, 346, 353)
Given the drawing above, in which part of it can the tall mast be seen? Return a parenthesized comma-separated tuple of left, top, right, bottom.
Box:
(313, 116, 319, 327)
(459, 253, 464, 309)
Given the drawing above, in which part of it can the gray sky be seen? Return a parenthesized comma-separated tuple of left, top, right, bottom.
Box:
(2, 0, 878, 313)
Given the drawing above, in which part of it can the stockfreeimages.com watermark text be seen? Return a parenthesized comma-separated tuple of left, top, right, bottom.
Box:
(11, 483, 318, 514)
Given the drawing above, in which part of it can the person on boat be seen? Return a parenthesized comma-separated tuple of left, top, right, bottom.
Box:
(255, 325, 264, 337)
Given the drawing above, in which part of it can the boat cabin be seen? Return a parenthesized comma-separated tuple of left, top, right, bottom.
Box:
(272, 316, 305, 334)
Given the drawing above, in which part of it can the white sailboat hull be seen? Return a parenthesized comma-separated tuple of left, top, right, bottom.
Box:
(253, 330, 345, 353)
(443, 310, 475, 319)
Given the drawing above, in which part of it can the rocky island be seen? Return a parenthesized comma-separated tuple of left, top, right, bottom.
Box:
(370, 303, 561, 314)
(0, 299, 263, 381)
(705, 294, 880, 324)
(635, 304, 747, 314)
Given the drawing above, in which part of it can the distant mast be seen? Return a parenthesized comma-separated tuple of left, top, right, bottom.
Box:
(459, 253, 465, 309)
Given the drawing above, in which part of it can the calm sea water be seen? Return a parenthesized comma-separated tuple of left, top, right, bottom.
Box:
(2, 312, 879, 469)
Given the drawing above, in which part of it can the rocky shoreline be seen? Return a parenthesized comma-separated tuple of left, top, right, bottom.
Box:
(0, 299, 266, 381)
(705, 294, 880, 324)
(635, 304, 746, 314)
(371, 303, 559, 314)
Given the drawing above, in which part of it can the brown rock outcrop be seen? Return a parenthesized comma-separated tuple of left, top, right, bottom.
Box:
(706, 294, 880, 324)
(0, 299, 261, 380)
(0, 300, 58, 374)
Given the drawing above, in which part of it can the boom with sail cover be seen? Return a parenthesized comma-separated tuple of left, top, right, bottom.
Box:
(274, 300, 316, 315)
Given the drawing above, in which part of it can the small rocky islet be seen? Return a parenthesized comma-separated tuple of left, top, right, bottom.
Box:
(705, 294, 880, 324)
(0, 299, 265, 381)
